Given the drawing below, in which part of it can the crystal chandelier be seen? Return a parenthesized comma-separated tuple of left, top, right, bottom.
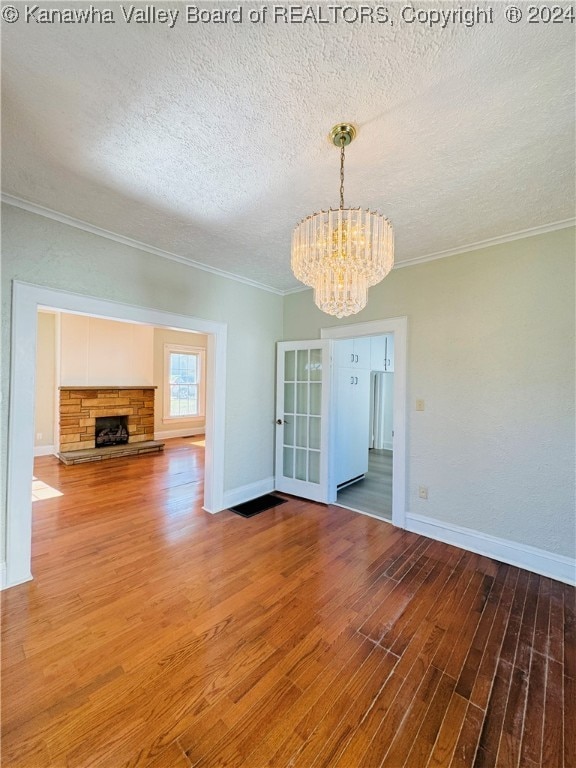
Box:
(291, 124, 394, 318)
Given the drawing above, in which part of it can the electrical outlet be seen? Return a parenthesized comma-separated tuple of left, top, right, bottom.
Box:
(36, 432, 43, 441)
(418, 486, 428, 500)
(416, 399, 425, 411)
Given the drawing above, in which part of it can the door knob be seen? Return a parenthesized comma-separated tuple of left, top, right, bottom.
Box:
(276, 418, 283, 425)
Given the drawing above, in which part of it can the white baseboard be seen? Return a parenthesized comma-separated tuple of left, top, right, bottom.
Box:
(0, 563, 33, 591)
(217, 476, 276, 513)
(34, 444, 56, 457)
(155, 427, 205, 439)
(334, 502, 394, 526)
(406, 512, 575, 586)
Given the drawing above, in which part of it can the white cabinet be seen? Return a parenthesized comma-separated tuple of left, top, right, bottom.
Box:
(334, 339, 353, 368)
(335, 366, 371, 486)
(335, 337, 371, 369)
(370, 335, 394, 372)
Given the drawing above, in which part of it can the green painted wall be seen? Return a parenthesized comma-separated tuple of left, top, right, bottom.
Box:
(284, 227, 576, 558)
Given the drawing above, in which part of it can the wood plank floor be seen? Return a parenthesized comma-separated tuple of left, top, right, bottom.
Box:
(2, 438, 574, 768)
(337, 449, 393, 520)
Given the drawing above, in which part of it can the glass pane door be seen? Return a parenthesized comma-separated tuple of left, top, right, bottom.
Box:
(275, 341, 331, 503)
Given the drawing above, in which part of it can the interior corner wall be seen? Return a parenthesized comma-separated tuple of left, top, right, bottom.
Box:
(153, 327, 208, 437)
(283, 227, 576, 561)
(1, 203, 284, 566)
(34, 311, 56, 449)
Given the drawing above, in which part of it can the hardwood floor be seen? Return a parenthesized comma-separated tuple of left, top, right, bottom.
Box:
(337, 449, 393, 520)
(2, 438, 574, 767)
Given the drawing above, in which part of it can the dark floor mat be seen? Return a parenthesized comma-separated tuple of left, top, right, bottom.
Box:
(230, 494, 287, 518)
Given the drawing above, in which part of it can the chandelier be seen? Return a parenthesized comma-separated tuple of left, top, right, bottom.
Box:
(291, 123, 394, 318)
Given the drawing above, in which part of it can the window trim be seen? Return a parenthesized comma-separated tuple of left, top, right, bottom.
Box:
(163, 343, 206, 422)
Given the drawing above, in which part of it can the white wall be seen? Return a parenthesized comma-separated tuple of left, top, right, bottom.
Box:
(34, 311, 56, 450)
(284, 227, 576, 563)
(1, 203, 283, 569)
(60, 314, 154, 386)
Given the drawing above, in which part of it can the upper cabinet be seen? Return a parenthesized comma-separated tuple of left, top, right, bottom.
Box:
(334, 337, 371, 369)
(334, 336, 395, 371)
(370, 335, 394, 372)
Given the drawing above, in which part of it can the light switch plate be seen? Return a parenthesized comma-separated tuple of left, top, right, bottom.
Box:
(416, 399, 425, 411)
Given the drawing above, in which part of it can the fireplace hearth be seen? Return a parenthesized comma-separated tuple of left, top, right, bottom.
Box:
(95, 416, 129, 447)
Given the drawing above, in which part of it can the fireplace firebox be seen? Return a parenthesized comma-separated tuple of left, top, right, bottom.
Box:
(95, 416, 129, 447)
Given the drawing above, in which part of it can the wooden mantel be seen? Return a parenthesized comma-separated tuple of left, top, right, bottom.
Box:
(59, 386, 157, 391)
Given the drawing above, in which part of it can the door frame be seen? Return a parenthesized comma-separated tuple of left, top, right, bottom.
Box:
(321, 317, 407, 528)
(5, 280, 227, 589)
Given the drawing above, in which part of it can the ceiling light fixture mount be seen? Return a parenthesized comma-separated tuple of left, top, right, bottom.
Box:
(291, 123, 394, 318)
(329, 123, 356, 147)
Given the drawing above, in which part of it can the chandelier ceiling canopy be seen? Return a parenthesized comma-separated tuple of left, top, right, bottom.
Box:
(291, 123, 394, 318)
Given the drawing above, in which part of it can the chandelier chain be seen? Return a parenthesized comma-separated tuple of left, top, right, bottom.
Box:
(339, 138, 345, 210)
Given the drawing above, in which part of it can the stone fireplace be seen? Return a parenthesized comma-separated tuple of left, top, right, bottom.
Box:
(58, 386, 163, 464)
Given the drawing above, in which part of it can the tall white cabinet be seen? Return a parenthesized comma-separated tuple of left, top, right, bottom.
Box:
(334, 335, 395, 488)
(334, 338, 371, 486)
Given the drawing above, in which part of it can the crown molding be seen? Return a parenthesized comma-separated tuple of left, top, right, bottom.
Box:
(3, 193, 573, 296)
(281, 284, 309, 295)
(1, 194, 284, 295)
(395, 218, 576, 270)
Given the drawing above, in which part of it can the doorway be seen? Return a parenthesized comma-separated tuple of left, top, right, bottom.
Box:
(34, 311, 209, 459)
(6, 281, 227, 589)
(321, 317, 407, 529)
(334, 345, 394, 521)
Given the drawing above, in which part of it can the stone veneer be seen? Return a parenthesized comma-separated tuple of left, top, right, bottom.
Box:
(59, 387, 156, 452)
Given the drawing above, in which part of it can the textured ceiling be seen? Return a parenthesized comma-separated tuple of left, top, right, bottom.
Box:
(2, 3, 575, 291)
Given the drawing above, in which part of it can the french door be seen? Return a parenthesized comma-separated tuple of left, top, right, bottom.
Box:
(275, 340, 332, 503)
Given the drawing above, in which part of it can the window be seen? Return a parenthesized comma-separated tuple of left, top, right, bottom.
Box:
(163, 344, 205, 421)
